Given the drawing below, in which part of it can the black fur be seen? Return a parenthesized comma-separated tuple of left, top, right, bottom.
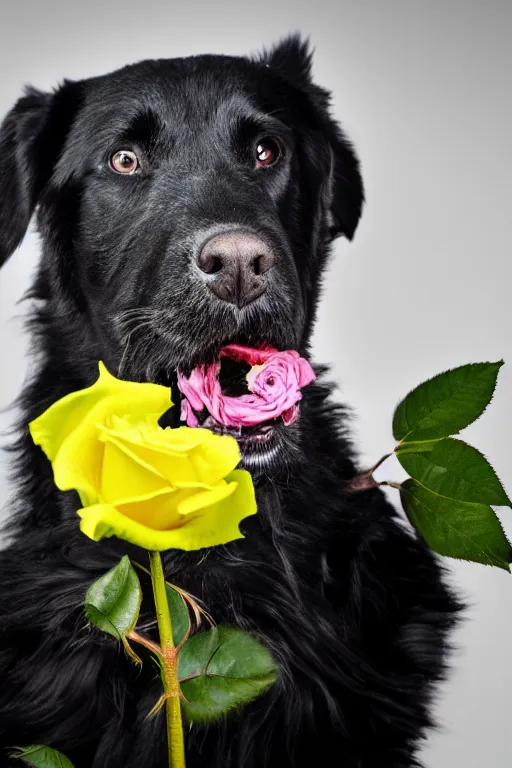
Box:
(0, 36, 460, 767)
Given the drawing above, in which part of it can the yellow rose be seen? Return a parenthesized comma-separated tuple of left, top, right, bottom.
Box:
(29, 363, 257, 551)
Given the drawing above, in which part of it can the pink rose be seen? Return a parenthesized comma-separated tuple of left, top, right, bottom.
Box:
(177, 345, 316, 428)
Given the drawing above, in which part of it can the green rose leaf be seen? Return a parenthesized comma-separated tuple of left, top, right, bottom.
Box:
(12, 745, 75, 768)
(400, 479, 512, 570)
(84, 555, 142, 640)
(178, 626, 278, 723)
(165, 584, 191, 646)
(178, 625, 221, 680)
(396, 438, 511, 506)
(392, 361, 503, 442)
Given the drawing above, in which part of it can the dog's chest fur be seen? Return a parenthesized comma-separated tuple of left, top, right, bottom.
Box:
(0, 381, 460, 767)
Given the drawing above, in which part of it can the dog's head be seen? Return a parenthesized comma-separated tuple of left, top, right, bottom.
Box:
(0, 36, 363, 470)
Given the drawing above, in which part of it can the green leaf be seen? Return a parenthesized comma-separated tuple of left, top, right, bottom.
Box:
(12, 745, 75, 767)
(84, 555, 142, 640)
(178, 626, 278, 723)
(177, 626, 221, 681)
(400, 479, 512, 570)
(392, 361, 503, 442)
(165, 584, 191, 646)
(397, 438, 511, 506)
(180, 673, 277, 723)
(393, 439, 441, 455)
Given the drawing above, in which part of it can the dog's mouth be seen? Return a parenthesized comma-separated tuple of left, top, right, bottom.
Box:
(192, 356, 293, 444)
(169, 343, 313, 469)
(196, 415, 282, 443)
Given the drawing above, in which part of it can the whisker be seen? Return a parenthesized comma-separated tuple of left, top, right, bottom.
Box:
(117, 332, 134, 378)
(266, 107, 288, 118)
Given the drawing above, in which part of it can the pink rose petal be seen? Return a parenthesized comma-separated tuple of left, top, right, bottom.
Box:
(177, 345, 316, 428)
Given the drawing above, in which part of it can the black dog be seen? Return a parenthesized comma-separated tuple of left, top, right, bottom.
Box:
(0, 37, 460, 767)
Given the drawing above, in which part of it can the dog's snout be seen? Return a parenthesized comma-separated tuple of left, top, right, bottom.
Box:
(197, 232, 275, 307)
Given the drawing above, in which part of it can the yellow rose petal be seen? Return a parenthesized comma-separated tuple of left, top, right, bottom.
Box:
(99, 425, 214, 487)
(100, 437, 171, 505)
(101, 429, 203, 486)
(77, 502, 181, 551)
(105, 418, 213, 454)
(175, 477, 238, 517)
(186, 434, 241, 486)
(29, 363, 173, 507)
(117, 486, 203, 530)
(29, 362, 172, 459)
(167, 470, 257, 550)
(125, 441, 240, 489)
(49, 421, 106, 507)
(145, 425, 215, 453)
(78, 469, 256, 551)
(101, 421, 241, 487)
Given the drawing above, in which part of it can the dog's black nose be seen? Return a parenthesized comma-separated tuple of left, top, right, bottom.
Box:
(197, 232, 275, 307)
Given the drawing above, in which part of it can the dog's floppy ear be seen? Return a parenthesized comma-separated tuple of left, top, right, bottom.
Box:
(323, 123, 364, 241)
(0, 81, 80, 266)
(261, 35, 364, 241)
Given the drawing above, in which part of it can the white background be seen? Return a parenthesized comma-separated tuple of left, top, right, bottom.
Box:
(0, 2, 511, 765)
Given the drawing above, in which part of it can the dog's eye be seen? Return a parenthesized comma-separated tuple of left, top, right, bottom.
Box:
(255, 138, 282, 169)
(110, 150, 140, 175)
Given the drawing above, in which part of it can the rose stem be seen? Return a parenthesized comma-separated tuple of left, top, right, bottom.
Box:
(149, 551, 186, 768)
(345, 453, 394, 493)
